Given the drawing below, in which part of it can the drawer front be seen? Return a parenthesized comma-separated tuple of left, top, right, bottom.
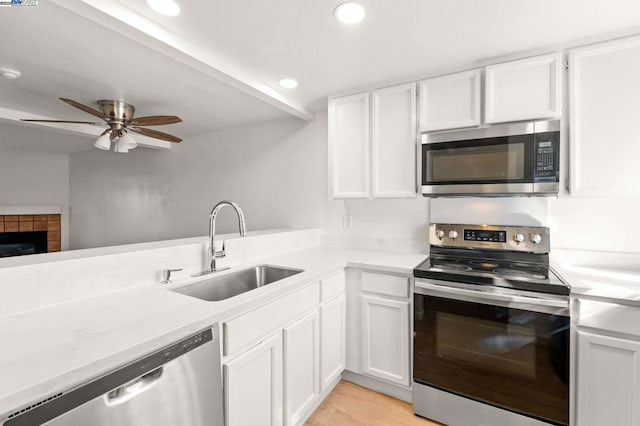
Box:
(320, 271, 346, 302)
(361, 271, 410, 298)
(224, 283, 320, 356)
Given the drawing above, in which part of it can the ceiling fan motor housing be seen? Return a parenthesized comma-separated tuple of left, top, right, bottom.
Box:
(98, 100, 135, 131)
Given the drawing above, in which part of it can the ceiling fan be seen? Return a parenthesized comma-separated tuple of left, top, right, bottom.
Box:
(21, 98, 183, 153)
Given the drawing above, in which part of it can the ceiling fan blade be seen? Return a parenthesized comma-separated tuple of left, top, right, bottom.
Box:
(20, 119, 102, 125)
(59, 98, 108, 120)
(130, 127, 182, 143)
(128, 115, 182, 126)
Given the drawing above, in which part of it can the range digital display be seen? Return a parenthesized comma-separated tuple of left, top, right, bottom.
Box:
(464, 229, 506, 242)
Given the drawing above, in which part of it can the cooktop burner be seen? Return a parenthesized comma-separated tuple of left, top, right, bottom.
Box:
(415, 249, 569, 295)
(494, 268, 547, 280)
(469, 260, 500, 270)
(432, 261, 472, 271)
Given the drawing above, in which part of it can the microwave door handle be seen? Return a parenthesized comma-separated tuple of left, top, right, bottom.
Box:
(414, 280, 568, 309)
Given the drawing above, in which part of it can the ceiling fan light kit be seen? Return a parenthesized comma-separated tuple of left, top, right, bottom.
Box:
(94, 130, 112, 151)
(114, 139, 130, 153)
(20, 97, 183, 153)
(118, 132, 137, 150)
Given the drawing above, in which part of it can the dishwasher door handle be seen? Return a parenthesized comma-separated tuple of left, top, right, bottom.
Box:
(106, 367, 163, 406)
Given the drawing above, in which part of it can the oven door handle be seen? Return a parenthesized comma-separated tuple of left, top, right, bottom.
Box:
(415, 280, 569, 310)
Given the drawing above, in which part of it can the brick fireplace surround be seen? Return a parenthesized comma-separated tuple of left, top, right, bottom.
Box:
(0, 214, 61, 253)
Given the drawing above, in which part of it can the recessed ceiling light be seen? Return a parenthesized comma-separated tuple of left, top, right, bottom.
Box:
(147, 0, 181, 16)
(0, 67, 21, 80)
(334, 2, 366, 24)
(278, 78, 298, 89)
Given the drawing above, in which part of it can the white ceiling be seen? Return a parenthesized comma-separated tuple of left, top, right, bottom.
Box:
(1, 0, 640, 152)
(0, 0, 290, 149)
(76, 0, 640, 109)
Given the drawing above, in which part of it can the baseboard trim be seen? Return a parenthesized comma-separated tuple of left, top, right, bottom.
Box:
(342, 370, 412, 403)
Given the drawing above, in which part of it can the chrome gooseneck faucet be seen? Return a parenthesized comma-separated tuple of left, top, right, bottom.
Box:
(198, 201, 246, 275)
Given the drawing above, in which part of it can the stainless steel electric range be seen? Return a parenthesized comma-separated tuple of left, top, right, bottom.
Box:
(413, 223, 570, 426)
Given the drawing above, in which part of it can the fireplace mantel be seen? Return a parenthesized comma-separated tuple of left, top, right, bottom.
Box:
(0, 205, 62, 215)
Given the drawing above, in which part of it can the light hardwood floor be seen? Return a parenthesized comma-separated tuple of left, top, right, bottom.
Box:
(306, 380, 442, 425)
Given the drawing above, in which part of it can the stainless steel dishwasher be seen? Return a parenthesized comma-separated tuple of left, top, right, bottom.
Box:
(2, 327, 223, 426)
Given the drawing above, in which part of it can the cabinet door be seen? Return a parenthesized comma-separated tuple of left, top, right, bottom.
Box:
(328, 93, 370, 199)
(569, 36, 640, 196)
(361, 294, 410, 386)
(485, 54, 561, 124)
(577, 331, 640, 426)
(371, 83, 417, 198)
(320, 294, 346, 391)
(419, 69, 481, 132)
(224, 333, 283, 426)
(283, 311, 320, 426)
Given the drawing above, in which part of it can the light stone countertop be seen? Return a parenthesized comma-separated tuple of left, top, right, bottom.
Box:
(0, 246, 426, 418)
(552, 249, 640, 305)
(13, 242, 640, 419)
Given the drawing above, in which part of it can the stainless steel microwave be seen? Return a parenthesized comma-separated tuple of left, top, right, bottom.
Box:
(421, 120, 560, 197)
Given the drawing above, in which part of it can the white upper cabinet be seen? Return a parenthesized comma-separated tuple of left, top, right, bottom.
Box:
(329, 83, 417, 200)
(419, 69, 481, 132)
(329, 92, 370, 198)
(569, 36, 640, 196)
(371, 83, 417, 198)
(485, 53, 562, 124)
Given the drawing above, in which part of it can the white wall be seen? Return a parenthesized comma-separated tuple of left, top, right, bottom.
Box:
(69, 112, 337, 249)
(68, 108, 640, 255)
(0, 149, 70, 249)
(69, 112, 434, 252)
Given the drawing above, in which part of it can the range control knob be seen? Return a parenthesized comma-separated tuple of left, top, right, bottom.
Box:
(530, 233, 543, 244)
(435, 230, 445, 240)
(513, 233, 525, 243)
(448, 230, 459, 239)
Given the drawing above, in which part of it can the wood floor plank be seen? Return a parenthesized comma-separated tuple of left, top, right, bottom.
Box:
(305, 380, 441, 426)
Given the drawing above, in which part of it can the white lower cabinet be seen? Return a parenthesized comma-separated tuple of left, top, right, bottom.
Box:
(224, 332, 284, 426)
(361, 294, 410, 386)
(320, 294, 346, 391)
(222, 271, 346, 426)
(283, 310, 320, 426)
(577, 330, 640, 426)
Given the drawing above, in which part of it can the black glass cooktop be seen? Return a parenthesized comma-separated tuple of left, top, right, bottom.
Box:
(414, 247, 570, 295)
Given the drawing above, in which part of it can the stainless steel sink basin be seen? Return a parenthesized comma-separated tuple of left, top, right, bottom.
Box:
(172, 264, 304, 301)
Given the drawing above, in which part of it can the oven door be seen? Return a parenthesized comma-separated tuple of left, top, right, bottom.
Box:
(414, 279, 569, 426)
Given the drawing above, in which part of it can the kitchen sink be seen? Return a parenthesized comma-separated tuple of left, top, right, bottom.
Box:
(172, 264, 304, 301)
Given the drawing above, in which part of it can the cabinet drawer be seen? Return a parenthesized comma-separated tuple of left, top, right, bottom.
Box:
(361, 271, 410, 298)
(578, 299, 640, 337)
(224, 283, 320, 356)
(320, 271, 346, 302)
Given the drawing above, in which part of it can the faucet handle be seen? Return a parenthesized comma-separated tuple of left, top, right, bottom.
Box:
(213, 241, 226, 259)
(161, 268, 183, 284)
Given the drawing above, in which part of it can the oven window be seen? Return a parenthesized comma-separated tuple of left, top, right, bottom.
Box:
(427, 143, 525, 182)
(414, 294, 569, 425)
(436, 312, 536, 379)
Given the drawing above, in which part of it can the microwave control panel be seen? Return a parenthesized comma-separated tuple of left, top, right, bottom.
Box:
(534, 131, 559, 181)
